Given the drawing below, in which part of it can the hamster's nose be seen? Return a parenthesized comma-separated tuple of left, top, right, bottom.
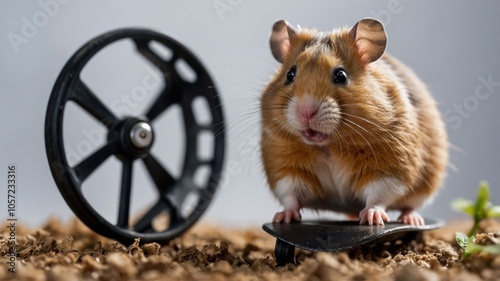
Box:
(297, 106, 318, 119)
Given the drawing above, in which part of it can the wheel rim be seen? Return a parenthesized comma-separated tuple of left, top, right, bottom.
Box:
(45, 28, 225, 245)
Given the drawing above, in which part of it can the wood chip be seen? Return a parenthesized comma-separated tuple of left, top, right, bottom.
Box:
(1, 218, 499, 280)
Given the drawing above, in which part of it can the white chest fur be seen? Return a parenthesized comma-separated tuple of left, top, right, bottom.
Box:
(313, 155, 352, 204)
(273, 155, 365, 214)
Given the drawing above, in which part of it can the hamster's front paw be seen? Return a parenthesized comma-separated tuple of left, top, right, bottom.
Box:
(398, 210, 425, 226)
(273, 209, 301, 223)
(359, 205, 390, 225)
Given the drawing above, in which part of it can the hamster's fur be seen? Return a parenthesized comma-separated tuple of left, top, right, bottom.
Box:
(260, 18, 448, 225)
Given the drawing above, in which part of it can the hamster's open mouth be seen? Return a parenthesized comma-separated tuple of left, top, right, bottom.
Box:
(301, 129, 327, 143)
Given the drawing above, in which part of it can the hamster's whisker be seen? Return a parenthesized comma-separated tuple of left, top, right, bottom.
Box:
(221, 117, 261, 147)
(341, 112, 394, 136)
(341, 119, 379, 166)
(264, 118, 292, 148)
(214, 90, 260, 97)
(332, 126, 348, 155)
(228, 108, 262, 122)
(264, 93, 294, 104)
(340, 112, 402, 163)
(338, 103, 370, 108)
(265, 85, 295, 101)
(265, 120, 284, 145)
(224, 103, 262, 119)
(340, 112, 409, 159)
(210, 97, 260, 111)
(260, 106, 289, 111)
(224, 126, 261, 157)
(336, 121, 361, 154)
(240, 129, 265, 176)
(209, 111, 259, 138)
(230, 123, 262, 157)
(223, 118, 258, 141)
(342, 117, 386, 154)
(226, 119, 262, 141)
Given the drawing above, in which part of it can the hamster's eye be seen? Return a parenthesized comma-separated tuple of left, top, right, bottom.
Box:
(285, 65, 296, 85)
(333, 68, 348, 84)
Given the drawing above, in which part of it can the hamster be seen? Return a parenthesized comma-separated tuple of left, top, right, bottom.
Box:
(260, 18, 448, 226)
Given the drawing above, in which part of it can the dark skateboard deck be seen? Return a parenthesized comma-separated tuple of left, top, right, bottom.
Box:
(262, 218, 444, 266)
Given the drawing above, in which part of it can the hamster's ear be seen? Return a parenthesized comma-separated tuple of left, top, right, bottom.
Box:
(270, 20, 298, 63)
(349, 18, 387, 65)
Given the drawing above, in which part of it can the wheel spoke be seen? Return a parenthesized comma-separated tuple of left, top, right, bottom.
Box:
(181, 92, 197, 126)
(134, 40, 177, 74)
(72, 139, 118, 183)
(70, 79, 119, 129)
(197, 160, 213, 166)
(132, 196, 186, 233)
(132, 200, 166, 232)
(116, 159, 133, 228)
(133, 40, 181, 122)
(144, 84, 179, 121)
(142, 154, 176, 194)
(165, 195, 187, 227)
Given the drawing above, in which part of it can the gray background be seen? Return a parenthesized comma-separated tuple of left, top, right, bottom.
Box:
(1, 1, 499, 228)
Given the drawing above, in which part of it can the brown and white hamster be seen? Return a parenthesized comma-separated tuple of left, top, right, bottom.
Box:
(260, 18, 448, 226)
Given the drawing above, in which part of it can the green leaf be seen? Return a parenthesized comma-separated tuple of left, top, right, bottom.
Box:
(485, 201, 493, 210)
(451, 199, 475, 216)
(488, 206, 500, 218)
(482, 244, 500, 255)
(461, 234, 474, 259)
(462, 236, 481, 259)
(460, 234, 500, 259)
(456, 232, 469, 248)
(474, 181, 490, 221)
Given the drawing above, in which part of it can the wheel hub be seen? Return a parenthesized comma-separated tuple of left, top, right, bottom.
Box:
(110, 117, 155, 159)
(130, 122, 153, 148)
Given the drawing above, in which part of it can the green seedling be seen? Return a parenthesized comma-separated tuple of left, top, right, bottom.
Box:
(455, 232, 500, 259)
(451, 181, 500, 237)
(452, 181, 500, 259)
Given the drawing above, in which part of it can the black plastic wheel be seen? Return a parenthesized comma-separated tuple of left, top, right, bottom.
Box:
(275, 239, 296, 266)
(45, 28, 225, 245)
